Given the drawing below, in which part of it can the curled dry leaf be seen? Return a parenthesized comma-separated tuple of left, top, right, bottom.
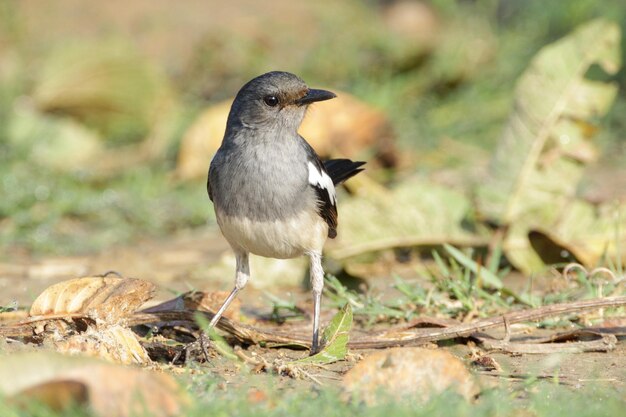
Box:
(0, 352, 190, 417)
(30, 276, 156, 325)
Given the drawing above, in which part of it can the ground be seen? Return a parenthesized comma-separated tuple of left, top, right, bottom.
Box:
(2, 226, 624, 400)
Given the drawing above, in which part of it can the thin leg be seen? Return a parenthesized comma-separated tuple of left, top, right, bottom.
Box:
(209, 250, 250, 328)
(312, 291, 322, 354)
(309, 251, 324, 354)
(173, 251, 249, 364)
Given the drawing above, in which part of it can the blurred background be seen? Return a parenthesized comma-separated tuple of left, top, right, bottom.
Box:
(1, 0, 625, 299)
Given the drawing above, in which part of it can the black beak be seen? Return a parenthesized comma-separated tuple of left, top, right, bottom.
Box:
(296, 89, 336, 106)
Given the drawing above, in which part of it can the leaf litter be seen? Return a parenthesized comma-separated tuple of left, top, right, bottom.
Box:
(2, 274, 624, 362)
(0, 260, 625, 409)
(1, 16, 626, 413)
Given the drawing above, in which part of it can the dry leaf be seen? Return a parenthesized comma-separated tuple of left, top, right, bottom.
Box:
(0, 352, 190, 417)
(30, 276, 156, 325)
(476, 19, 621, 273)
(53, 325, 151, 365)
(8, 380, 89, 412)
(343, 347, 478, 405)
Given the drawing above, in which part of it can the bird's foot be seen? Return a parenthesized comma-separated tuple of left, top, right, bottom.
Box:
(172, 331, 212, 365)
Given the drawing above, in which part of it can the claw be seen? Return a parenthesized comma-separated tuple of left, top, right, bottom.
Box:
(172, 332, 212, 365)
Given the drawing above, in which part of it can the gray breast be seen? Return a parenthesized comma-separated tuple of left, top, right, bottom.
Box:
(209, 136, 314, 221)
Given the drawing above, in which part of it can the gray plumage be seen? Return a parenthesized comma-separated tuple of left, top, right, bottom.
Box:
(208, 126, 315, 221)
(206, 71, 364, 353)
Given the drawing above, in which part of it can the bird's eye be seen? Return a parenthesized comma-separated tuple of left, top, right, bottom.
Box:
(263, 95, 279, 107)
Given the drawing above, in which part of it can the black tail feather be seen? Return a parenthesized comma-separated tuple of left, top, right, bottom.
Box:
(323, 159, 366, 185)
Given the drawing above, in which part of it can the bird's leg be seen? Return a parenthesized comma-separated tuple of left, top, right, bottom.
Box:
(206, 250, 250, 330)
(173, 251, 250, 364)
(309, 251, 324, 355)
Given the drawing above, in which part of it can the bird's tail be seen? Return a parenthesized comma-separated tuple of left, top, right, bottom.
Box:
(323, 159, 366, 185)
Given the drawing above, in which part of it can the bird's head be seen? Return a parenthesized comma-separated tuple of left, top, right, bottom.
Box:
(226, 71, 336, 132)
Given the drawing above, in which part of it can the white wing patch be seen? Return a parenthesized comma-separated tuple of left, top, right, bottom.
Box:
(308, 161, 336, 205)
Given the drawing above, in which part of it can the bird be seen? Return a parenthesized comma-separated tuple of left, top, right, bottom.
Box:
(206, 71, 365, 354)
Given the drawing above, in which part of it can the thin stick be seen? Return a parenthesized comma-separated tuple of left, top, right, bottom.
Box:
(2, 296, 625, 349)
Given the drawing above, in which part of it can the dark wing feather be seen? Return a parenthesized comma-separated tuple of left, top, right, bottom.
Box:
(323, 159, 366, 185)
(308, 156, 339, 238)
(307, 151, 365, 239)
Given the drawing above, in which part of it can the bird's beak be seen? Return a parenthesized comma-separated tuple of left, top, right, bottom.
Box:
(296, 89, 336, 106)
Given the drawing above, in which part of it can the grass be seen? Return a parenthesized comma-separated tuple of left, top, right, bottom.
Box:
(1, 378, 624, 417)
(0, 157, 211, 255)
(322, 245, 625, 327)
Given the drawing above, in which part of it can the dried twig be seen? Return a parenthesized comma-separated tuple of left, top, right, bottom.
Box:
(472, 330, 617, 354)
(2, 296, 625, 349)
(347, 296, 626, 349)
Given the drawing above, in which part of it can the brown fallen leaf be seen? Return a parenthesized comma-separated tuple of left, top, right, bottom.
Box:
(343, 347, 478, 405)
(11, 276, 155, 364)
(30, 275, 156, 325)
(0, 352, 190, 417)
(8, 380, 89, 412)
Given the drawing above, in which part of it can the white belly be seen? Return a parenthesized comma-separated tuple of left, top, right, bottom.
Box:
(216, 210, 328, 258)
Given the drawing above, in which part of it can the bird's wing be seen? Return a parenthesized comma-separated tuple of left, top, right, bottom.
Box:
(307, 155, 338, 239)
(323, 159, 366, 185)
(207, 165, 214, 202)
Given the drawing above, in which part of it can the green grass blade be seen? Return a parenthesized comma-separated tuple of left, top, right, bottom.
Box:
(443, 244, 503, 289)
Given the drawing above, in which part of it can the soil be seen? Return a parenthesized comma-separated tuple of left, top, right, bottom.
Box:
(1, 226, 624, 396)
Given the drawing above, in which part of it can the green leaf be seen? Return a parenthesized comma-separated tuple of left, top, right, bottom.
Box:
(295, 303, 352, 365)
(476, 19, 621, 273)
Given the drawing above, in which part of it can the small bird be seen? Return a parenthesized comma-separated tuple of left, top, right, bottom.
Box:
(206, 71, 364, 354)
